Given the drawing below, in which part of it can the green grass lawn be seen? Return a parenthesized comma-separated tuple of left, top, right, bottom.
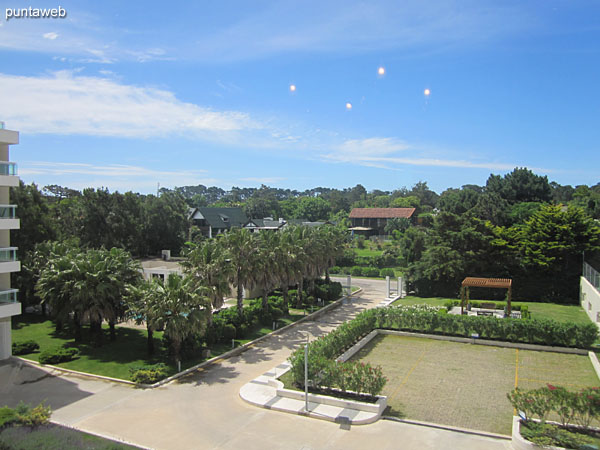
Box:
(353, 248, 384, 258)
(0, 423, 140, 449)
(11, 310, 307, 381)
(392, 296, 592, 325)
(352, 334, 600, 435)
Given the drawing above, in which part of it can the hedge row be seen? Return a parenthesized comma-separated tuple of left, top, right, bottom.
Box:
(289, 305, 598, 395)
(129, 363, 168, 384)
(12, 340, 40, 355)
(38, 346, 79, 365)
(444, 299, 530, 318)
(205, 280, 343, 346)
(373, 307, 596, 348)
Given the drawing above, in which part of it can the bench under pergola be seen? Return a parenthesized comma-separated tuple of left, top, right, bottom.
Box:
(460, 277, 513, 316)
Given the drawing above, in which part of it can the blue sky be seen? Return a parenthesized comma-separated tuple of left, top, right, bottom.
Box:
(0, 0, 598, 194)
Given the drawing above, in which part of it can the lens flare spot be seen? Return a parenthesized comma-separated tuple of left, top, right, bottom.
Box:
(424, 88, 431, 96)
(289, 84, 296, 92)
(346, 102, 352, 110)
(378, 67, 385, 76)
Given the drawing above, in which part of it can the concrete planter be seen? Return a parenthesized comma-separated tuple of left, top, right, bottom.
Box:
(511, 417, 598, 450)
(270, 364, 387, 424)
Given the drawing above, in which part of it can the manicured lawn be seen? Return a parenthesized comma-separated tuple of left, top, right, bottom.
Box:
(0, 423, 140, 449)
(11, 314, 181, 380)
(351, 334, 600, 435)
(11, 310, 311, 381)
(353, 248, 384, 258)
(392, 296, 593, 325)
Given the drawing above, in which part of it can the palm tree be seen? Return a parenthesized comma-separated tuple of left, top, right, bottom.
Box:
(36, 245, 81, 338)
(36, 245, 141, 344)
(254, 231, 282, 312)
(182, 239, 233, 311)
(320, 226, 346, 283)
(220, 228, 257, 316)
(278, 227, 306, 312)
(147, 273, 212, 364)
(125, 280, 159, 356)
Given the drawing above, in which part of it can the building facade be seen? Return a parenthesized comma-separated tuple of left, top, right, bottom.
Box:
(349, 207, 415, 237)
(0, 125, 21, 360)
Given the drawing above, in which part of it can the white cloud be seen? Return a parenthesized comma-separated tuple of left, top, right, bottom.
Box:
(19, 161, 218, 193)
(321, 137, 546, 172)
(0, 71, 261, 139)
(0, 1, 534, 64)
(42, 32, 58, 40)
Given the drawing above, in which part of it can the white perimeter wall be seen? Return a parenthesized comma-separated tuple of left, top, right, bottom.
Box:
(581, 276, 600, 329)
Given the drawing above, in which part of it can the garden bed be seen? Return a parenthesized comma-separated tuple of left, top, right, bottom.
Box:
(512, 417, 600, 450)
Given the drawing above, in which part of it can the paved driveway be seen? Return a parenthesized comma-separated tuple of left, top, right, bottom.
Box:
(1, 279, 511, 450)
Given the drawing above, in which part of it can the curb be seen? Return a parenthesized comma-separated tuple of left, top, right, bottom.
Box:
(50, 419, 153, 450)
(15, 288, 364, 388)
(12, 357, 137, 386)
(384, 416, 511, 441)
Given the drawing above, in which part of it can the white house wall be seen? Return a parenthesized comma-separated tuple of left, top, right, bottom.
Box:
(581, 276, 600, 329)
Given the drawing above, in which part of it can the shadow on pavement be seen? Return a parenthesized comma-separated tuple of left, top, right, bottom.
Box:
(0, 358, 94, 411)
(175, 362, 240, 386)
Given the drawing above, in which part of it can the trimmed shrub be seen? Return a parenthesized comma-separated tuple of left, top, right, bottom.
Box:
(12, 340, 40, 355)
(327, 282, 343, 301)
(363, 267, 380, 277)
(270, 307, 284, 320)
(0, 407, 17, 427)
(329, 266, 341, 274)
(238, 324, 249, 339)
(38, 347, 79, 365)
(130, 363, 169, 384)
(350, 266, 363, 276)
(3, 402, 52, 427)
(222, 323, 236, 340)
(379, 268, 395, 278)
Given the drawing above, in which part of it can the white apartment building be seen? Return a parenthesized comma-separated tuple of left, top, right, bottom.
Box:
(0, 124, 21, 360)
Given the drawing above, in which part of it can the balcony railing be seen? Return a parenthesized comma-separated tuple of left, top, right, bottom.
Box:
(0, 289, 18, 303)
(0, 162, 17, 176)
(584, 262, 600, 290)
(0, 205, 16, 219)
(0, 247, 17, 262)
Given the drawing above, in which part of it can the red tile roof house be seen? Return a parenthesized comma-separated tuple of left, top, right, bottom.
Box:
(349, 207, 416, 237)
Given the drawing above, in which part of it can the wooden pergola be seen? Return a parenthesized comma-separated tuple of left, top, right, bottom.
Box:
(460, 277, 513, 316)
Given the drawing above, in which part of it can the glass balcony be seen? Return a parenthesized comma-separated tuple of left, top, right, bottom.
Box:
(0, 289, 18, 303)
(0, 205, 16, 219)
(0, 247, 17, 262)
(0, 162, 17, 176)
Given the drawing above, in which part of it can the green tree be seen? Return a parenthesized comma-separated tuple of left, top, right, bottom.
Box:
(294, 197, 331, 221)
(254, 231, 282, 312)
(516, 205, 600, 302)
(10, 181, 56, 254)
(143, 191, 188, 256)
(182, 239, 233, 310)
(36, 246, 141, 343)
(147, 274, 211, 364)
(486, 167, 552, 204)
(220, 228, 258, 316)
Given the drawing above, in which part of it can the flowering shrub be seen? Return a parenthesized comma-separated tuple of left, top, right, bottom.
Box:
(508, 385, 600, 428)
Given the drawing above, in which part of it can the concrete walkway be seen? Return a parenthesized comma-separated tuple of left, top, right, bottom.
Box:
(1, 279, 511, 450)
(239, 361, 384, 425)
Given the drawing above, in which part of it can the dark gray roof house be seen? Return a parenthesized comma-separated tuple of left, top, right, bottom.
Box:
(189, 207, 248, 238)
